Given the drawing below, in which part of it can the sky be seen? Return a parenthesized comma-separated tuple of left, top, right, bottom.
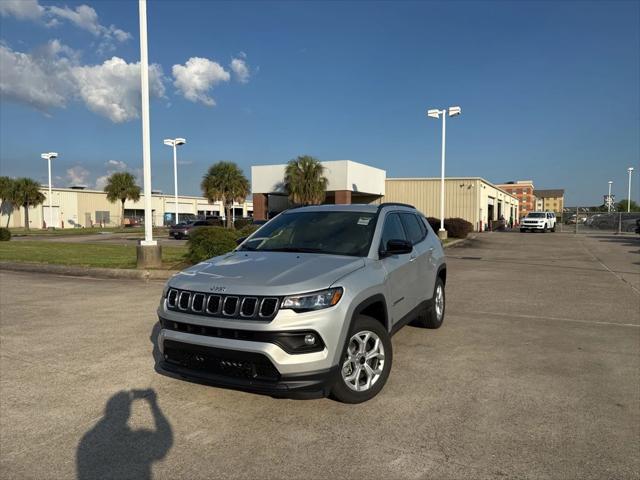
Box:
(0, 0, 638, 206)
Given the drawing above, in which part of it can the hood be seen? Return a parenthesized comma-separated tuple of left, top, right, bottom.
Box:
(168, 251, 365, 296)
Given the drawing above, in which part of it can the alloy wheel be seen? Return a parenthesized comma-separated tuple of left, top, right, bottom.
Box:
(341, 330, 385, 392)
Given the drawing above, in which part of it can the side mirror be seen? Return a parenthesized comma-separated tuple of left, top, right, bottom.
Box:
(235, 236, 247, 245)
(380, 239, 413, 258)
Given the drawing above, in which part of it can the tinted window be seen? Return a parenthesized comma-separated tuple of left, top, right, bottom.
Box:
(380, 213, 406, 249)
(399, 213, 425, 244)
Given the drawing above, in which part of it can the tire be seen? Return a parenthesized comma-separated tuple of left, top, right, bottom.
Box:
(520, 228, 525, 233)
(551, 225, 556, 232)
(417, 277, 446, 329)
(330, 315, 392, 404)
(543, 224, 548, 233)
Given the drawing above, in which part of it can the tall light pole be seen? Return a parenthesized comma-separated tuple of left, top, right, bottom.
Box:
(136, 0, 161, 267)
(427, 106, 461, 240)
(607, 181, 613, 212)
(40, 152, 58, 229)
(628, 167, 635, 213)
(163, 138, 186, 225)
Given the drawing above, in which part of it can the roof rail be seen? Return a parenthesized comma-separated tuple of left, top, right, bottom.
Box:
(377, 202, 416, 210)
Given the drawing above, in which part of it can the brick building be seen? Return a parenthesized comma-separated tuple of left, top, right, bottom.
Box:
(495, 180, 536, 219)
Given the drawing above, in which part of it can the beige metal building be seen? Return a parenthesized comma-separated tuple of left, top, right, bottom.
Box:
(1, 186, 253, 229)
(383, 178, 519, 231)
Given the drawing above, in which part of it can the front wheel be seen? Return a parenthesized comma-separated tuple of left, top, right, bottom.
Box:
(330, 315, 392, 404)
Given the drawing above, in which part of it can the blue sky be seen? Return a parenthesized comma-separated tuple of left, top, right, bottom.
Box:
(0, 0, 638, 206)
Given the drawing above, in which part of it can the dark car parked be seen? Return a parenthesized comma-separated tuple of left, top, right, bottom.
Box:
(169, 220, 214, 239)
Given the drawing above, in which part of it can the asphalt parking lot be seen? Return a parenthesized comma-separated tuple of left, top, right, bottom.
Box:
(1, 232, 638, 479)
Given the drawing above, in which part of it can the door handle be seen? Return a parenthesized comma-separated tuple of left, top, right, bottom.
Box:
(427, 247, 434, 256)
(409, 255, 417, 262)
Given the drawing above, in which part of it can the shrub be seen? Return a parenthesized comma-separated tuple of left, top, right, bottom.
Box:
(186, 227, 237, 264)
(234, 218, 252, 230)
(425, 217, 473, 238)
(426, 217, 440, 232)
(236, 224, 260, 238)
(444, 217, 473, 238)
(0, 228, 10, 241)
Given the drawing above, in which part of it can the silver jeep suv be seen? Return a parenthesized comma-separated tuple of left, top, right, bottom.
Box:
(157, 203, 447, 403)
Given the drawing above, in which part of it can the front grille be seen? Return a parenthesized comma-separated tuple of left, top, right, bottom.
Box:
(166, 288, 280, 321)
(163, 339, 280, 382)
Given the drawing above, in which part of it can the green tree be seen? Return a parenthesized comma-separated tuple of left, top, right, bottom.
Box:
(103, 172, 141, 226)
(0, 176, 17, 227)
(615, 199, 640, 212)
(13, 178, 46, 230)
(284, 155, 328, 206)
(201, 162, 250, 229)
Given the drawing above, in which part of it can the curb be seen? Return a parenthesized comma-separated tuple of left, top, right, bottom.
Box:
(0, 261, 176, 281)
(443, 234, 475, 249)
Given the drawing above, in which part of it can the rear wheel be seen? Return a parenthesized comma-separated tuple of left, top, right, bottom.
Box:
(330, 315, 392, 404)
(414, 277, 445, 329)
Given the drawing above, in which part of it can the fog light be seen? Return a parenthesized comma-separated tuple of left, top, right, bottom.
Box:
(304, 334, 316, 346)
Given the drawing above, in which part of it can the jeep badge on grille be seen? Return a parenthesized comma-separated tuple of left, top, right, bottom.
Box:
(210, 285, 227, 293)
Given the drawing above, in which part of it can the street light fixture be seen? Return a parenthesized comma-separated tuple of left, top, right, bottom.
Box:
(628, 167, 635, 213)
(607, 181, 613, 213)
(40, 152, 58, 229)
(163, 137, 186, 225)
(426, 105, 462, 239)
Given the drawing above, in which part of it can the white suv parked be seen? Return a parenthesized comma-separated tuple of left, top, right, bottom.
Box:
(520, 211, 556, 233)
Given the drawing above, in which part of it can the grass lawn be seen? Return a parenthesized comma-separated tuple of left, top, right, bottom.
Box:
(0, 241, 187, 269)
(9, 227, 169, 237)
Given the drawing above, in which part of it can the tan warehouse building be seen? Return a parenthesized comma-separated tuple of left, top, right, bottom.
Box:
(383, 178, 519, 231)
(1, 186, 253, 229)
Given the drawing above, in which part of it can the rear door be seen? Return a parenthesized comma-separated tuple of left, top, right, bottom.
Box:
(379, 212, 417, 325)
(399, 213, 435, 306)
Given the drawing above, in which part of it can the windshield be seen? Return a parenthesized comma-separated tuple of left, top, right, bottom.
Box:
(240, 210, 377, 257)
(527, 213, 545, 218)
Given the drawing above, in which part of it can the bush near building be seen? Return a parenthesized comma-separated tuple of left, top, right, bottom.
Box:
(0, 228, 11, 241)
(426, 217, 473, 239)
(186, 227, 239, 264)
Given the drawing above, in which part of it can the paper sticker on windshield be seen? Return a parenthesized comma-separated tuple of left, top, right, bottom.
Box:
(357, 217, 371, 226)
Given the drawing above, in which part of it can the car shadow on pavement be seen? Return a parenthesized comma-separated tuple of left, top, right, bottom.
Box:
(76, 389, 173, 480)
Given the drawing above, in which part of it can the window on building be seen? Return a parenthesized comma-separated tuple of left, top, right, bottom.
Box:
(95, 211, 110, 224)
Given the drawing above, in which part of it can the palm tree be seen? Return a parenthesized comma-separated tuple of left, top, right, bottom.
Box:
(13, 178, 46, 230)
(284, 155, 328, 205)
(201, 162, 250, 229)
(104, 172, 141, 226)
(0, 176, 17, 227)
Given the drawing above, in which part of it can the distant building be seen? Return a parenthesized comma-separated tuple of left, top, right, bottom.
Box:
(534, 189, 565, 214)
(495, 180, 536, 218)
(251, 160, 519, 231)
(1, 186, 253, 229)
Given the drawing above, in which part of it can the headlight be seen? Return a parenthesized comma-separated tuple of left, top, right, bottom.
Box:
(281, 287, 343, 312)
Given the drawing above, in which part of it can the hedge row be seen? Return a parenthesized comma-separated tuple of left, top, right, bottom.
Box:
(186, 224, 260, 264)
(426, 217, 473, 239)
(0, 228, 10, 241)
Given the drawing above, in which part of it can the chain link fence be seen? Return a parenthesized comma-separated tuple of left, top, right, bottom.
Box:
(559, 211, 640, 234)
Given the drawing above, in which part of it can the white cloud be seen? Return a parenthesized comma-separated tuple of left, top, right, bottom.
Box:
(230, 55, 250, 84)
(71, 57, 166, 123)
(106, 160, 127, 170)
(0, 41, 165, 122)
(0, 40, 75, 111)
(0, 1, 131, 51)
(172, 57, 230, 106)
(94, 174, 109, 191)
(66, 165, 90, 185)
(0, 0, 43, 20)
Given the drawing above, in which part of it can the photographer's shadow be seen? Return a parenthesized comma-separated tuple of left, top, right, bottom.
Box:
(76, 389, 173, 480)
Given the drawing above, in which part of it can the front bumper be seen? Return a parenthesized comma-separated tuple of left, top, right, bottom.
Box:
(158, 339, 339, 398)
